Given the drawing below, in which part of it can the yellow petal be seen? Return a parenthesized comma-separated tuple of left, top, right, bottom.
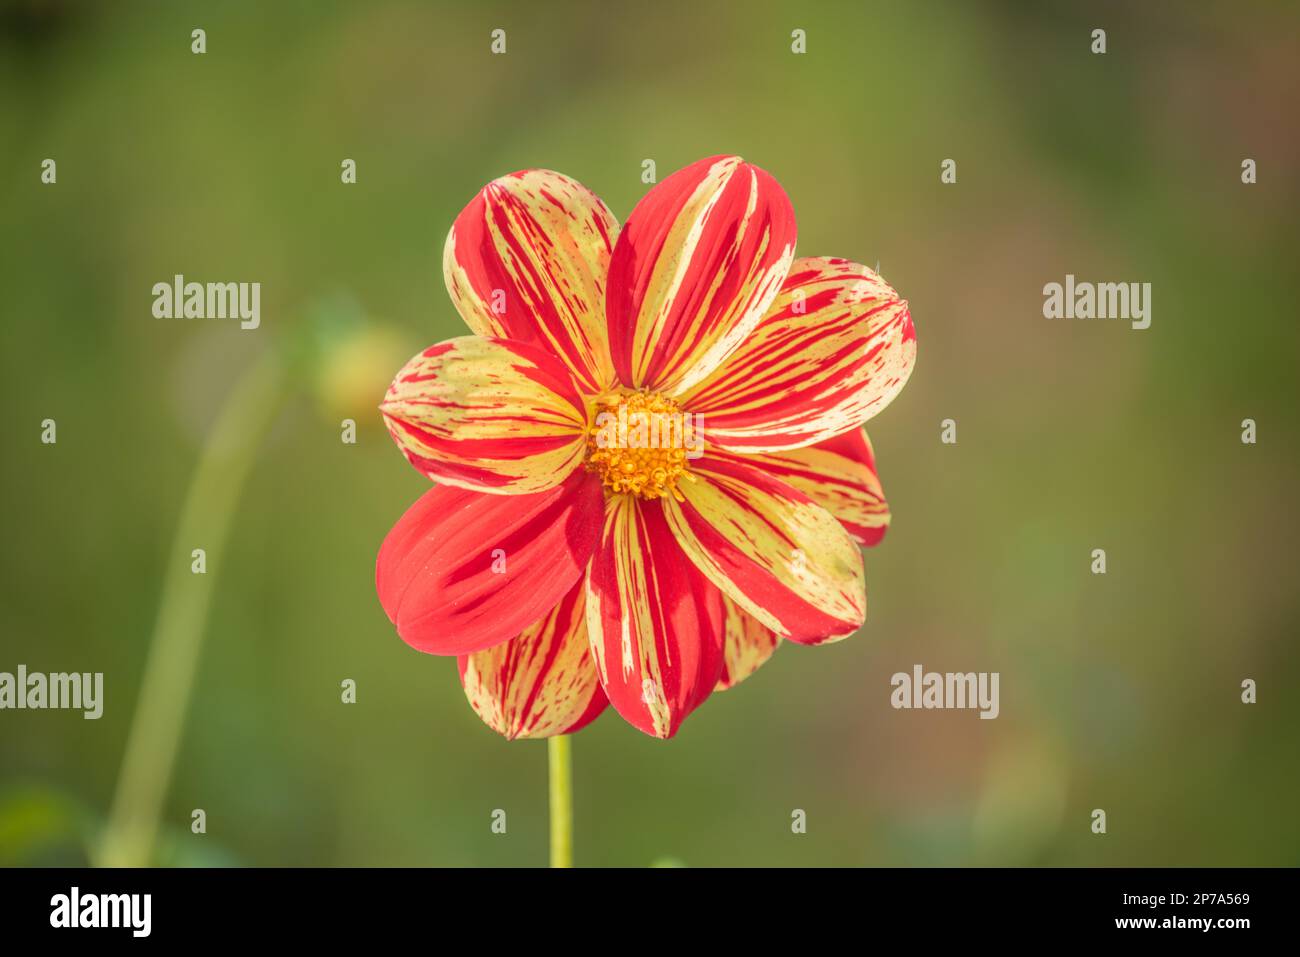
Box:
(687, 257, 915, 452)
(380, 336, 587, 494)
(737, 428, 890, 546)
(459, 582, 607, 739)
(664, 452, 865, 644)
(716, 593, 780, 691)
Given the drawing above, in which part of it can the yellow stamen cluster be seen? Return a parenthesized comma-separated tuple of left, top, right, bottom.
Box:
(585, 390, 694, 501)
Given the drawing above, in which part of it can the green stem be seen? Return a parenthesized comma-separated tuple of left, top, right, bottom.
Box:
(97, 352, 285, 867)
(547, 735, 573, 868)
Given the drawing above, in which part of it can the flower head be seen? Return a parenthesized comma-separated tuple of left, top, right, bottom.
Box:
(377, 156, 916, 739)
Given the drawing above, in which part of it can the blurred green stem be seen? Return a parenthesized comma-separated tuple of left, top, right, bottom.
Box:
(98, 352, 284, 867)
(548, 735, 573, 868)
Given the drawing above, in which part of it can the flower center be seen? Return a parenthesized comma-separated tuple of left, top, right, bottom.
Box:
(585, 390, 697, 501)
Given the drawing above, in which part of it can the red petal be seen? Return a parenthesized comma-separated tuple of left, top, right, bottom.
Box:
(584, 496, 725, 738)
(605, 155, 796, 395)
(376, 471, 604, 655)
(444, 170, 619, 393)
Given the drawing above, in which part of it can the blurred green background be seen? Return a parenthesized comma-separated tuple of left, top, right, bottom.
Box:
(2, 0, 1298, 867)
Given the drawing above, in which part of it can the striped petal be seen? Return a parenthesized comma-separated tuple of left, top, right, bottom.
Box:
(380, 336, 588, 494)
(737, 428, 890, 546)
(376, 471, 604, 655)
(443, 169, 618, 393)
(686, 258, 916, 452)
(664, 452, 866, 645)
(606, 155, 796, 397)
(585, 495, 725, 738)
(458, 581, 607, 739)
(716, 593, 780, 691)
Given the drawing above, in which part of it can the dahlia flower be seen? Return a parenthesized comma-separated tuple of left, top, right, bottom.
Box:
(377, 155, 916, 739)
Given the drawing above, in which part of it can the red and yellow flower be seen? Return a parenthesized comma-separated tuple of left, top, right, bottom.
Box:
(377, 156, 916, 739)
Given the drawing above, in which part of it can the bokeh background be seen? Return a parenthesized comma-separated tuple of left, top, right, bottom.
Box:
(2, 0, 1298, 867)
